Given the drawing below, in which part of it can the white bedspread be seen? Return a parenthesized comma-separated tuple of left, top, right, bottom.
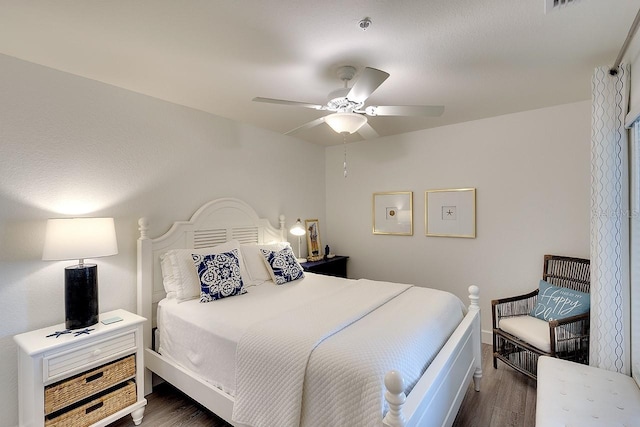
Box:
(158, 273, 354, 395)
(232, 279, 465, 427)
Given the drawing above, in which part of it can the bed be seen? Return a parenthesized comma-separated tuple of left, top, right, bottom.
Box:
(136, 198, 482, 427)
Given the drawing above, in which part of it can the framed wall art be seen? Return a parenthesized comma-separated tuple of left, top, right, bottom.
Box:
(304, 219, 322, 260)
(425, 188, 476, 238)
(372, 191, 413, 235)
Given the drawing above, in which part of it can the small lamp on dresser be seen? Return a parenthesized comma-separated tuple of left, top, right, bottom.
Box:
(42, 217, 118, 329)
(289, 218, 306, 263)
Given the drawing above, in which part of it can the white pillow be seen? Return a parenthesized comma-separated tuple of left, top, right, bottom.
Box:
(163, 240, 249, 302)
(159, 252, 178, 299)
(240, 242, 291, 285)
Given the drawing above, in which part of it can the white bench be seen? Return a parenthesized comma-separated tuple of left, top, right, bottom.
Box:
(536, 356, 640, 426)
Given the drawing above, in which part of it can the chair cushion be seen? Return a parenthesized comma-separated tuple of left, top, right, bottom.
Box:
(536, 356, 640, 427)
(499, 315, 551, 353)
(530, 279, 590, 321)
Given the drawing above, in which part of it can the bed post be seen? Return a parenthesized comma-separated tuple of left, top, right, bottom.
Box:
(382, 370, 406, 427)
(136, 217, 153, 396)
(469, 285, 482, 392)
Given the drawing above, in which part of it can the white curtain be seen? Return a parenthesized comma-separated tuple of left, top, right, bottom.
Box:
(590, 65, 631, 374)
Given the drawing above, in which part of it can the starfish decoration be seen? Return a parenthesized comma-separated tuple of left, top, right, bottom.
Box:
(73, 328, 95, 337)
(46, 330, 72, 338)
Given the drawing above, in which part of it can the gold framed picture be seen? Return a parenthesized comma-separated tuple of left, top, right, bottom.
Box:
(372, 191, 413, 235)
(425, 188, 476, 238)
(305, 219, 322, 260)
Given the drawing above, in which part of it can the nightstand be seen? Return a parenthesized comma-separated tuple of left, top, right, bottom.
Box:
(301, 255, 349, 278)
(14, 309, 147, 427)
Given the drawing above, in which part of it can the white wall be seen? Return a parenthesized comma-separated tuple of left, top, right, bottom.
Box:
(0, 54, 325, 427)
(325, 101, 592, 342)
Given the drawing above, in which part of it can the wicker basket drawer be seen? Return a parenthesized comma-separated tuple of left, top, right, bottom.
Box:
(44, 355, 135, 415)
(44, 332, 136, 382)
(45, 380, 136, 427)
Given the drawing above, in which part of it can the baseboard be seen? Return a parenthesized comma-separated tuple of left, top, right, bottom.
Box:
(481, 329, 492, 345)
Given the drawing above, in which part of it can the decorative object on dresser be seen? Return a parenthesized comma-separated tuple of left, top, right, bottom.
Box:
(492, 254, 590, 379)
(301, 255, 349, 278)
(42, 217, 118, 329)
(289, 218, 307, 263)
(14, 309, 147, 427)
(425, 188, 476, 238)
(372, 191, 413, 235)
(304, 218, 322, 261)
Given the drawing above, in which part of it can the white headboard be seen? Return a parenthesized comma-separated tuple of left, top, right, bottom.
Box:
(136, 198, 286, 351)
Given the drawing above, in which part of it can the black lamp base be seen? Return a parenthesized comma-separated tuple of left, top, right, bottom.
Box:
(65, 264, 99, 329)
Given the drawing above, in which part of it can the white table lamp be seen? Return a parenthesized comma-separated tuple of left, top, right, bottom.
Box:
(43, 217, 118, 329)
(289, 218, 306, 263)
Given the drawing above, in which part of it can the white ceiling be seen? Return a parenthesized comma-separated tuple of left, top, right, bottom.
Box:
(0, 1, 638, 146)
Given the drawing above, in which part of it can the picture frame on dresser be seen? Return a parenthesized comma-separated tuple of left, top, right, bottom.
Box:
(425, 188, 476, 238)
(372, 191, 413, 235)
(305, 218, 322, 260)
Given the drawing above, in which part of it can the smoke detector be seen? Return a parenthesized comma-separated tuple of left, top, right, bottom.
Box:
(358, 18, 372, 31)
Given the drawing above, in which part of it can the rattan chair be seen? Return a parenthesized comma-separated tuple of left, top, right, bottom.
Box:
(492, 254, 590, 380)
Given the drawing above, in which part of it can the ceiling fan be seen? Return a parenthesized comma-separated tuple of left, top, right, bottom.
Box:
(253, 66, 444, 139)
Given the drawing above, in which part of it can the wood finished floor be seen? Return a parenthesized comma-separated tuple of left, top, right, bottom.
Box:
(108, 344, 536, 427)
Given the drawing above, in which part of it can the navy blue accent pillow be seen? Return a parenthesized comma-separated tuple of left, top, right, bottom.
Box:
(260, 246, 304, 285)
(530, 279, 590, 321)
(192, 249, 246, 302)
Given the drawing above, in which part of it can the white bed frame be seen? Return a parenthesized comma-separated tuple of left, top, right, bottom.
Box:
(137, 198, 482, 427)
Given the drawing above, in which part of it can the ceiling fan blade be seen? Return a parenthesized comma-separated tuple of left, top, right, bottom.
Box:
(346, 67, 390, 103)
(370, 105, 445, 117)
(284, 117, 326, 135)
(253, 97, 324, 110)
(357, 123, 379, 140)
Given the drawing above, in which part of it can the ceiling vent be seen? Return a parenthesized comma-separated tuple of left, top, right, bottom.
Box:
(545, 0, 579, 13)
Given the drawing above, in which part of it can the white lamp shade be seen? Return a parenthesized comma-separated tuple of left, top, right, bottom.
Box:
(290, 219, 306, 236)
(43, 217, 118, 261)
(325, 112, 368, 134)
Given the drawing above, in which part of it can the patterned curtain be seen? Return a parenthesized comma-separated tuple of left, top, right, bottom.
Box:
(590, 65, 631, 374)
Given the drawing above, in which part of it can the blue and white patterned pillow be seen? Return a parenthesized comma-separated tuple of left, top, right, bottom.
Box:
(192, 249, 246, 302)
(260, 246, 304, 285)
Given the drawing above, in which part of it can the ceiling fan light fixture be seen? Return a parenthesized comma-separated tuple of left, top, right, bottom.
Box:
(324, 112, 367, 134)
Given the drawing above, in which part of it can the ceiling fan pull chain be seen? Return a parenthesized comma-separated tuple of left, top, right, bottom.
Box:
(343, 134, 348, 178)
